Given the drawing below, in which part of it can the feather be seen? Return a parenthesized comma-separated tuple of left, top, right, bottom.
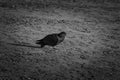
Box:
(36, 32, 66, 48)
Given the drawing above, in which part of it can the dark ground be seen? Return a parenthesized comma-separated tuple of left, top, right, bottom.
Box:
(0, 0, 120, 80)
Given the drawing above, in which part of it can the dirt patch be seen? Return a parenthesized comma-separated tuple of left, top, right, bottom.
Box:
(0, 1, 120, 80)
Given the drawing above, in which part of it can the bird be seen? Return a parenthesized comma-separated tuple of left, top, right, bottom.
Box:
(36, 31, 66, 48)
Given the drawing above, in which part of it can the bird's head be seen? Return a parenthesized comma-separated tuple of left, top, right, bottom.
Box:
(58, 31, 66, 38)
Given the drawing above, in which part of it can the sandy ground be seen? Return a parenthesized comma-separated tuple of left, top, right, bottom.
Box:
(0, 1, 120, 80)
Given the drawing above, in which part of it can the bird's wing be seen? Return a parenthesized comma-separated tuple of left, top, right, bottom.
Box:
(43, 34, 58, 43)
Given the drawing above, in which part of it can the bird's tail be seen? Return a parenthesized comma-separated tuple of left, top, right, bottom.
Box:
(36, 40, 45, 48)
(36, 40, 41, 44)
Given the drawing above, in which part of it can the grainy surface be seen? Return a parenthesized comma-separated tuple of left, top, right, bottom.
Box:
(0, 1, 120, 80)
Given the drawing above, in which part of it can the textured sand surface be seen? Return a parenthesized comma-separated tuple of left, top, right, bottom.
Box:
(0, 1, 120, 80)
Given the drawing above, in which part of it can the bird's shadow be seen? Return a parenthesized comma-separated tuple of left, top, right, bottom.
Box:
(7, 42, 41, 48)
